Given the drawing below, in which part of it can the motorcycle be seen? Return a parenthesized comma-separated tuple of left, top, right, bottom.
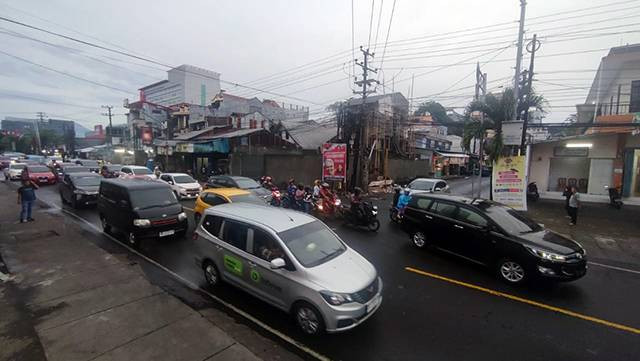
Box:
(315, 195, 341, 217)
(270, 187, 282, 207)
(389, 184, 402, 223)
(527, 182, 540, 202)
(604, 185, 623, 209)
(340, 202, 380, 232)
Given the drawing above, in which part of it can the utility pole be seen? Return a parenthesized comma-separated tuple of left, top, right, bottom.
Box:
(34, 112, 44, 153)
(353, 46, 379, 189)
(513, 0, 527, 120)
(474, 62, 487, 101)
(519, 34, 540, 154)
(101, 105, 113, 145)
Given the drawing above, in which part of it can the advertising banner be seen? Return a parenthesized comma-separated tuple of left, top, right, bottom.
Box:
(141, 126, 153, 145)
(322, 143, 347, 181)
(492, 155, 527, 211)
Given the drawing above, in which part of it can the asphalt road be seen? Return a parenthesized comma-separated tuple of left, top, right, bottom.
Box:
(22, 178, 640, 361)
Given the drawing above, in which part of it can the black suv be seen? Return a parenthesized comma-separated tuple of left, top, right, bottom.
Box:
(402, 194, 586, 284)
(98, 178, 188, 247)
(59, 172, 102, 208)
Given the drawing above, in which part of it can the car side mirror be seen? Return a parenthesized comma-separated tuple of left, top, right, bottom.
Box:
(270, 257, 286, 269)
(168, 181, 174, 185)
(434, 188, 442, 192)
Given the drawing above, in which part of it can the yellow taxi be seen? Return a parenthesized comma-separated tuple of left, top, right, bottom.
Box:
(193, 188, 266, 223)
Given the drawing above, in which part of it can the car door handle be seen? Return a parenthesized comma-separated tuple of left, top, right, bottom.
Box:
(453, 224, 464, 229)
(248, 261, 257, 267)
(424, 215, 433, 220)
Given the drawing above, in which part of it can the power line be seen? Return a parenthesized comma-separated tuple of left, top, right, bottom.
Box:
(368, 0, 376, 49)
(372, 0, 384, 54)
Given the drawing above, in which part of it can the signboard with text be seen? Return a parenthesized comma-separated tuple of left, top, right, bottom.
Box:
(322, 143, 347, 181)
(492, 155, 527, 211)
(502, 121, 524, 146)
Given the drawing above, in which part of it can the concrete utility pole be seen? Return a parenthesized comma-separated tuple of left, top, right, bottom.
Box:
(353, 46, 379, 189)
(34, 112, 44, 153)
(513, 0, 527, 120)
(519, 34, 540, 154)
(474, 62, 487, 101)
(101, 105, 113, 145)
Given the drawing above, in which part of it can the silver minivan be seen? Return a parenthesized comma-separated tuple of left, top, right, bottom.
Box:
(193, 203, 382, 335)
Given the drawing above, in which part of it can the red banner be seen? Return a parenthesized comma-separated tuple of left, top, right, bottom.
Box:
(322, 143, 346, 180)
(141, 126, 153, 145)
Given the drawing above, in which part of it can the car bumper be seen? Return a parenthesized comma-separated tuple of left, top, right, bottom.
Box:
(535, 259, 587, 281)
(179, 192, 200, 199)
(321, 278, 383, 332)
(75, 194, 98, 205)
(133, 220, 188, 239)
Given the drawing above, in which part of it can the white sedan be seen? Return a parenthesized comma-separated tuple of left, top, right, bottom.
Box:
(159, 173, 202, 200)
(407, 178, 450, 195)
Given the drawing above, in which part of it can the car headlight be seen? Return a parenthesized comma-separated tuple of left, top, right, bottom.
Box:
(178, 212, 187, 221)
(198, 186, 203, 192)
(372, 210, 378, 216)
(133, 219, 151, 227)
(320, 291, 353, 306)
(526, 246, 567, 262)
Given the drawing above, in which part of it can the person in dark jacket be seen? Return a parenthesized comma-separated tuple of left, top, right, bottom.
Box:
(17, 179, 38, 223)
(562, 186, 572, 218)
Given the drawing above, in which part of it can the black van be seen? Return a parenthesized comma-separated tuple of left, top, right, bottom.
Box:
(98, 178, 188, 246)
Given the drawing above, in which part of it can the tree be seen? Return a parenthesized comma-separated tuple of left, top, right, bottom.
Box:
(462, 88, 547, 162)
(414, 101, 462, 136)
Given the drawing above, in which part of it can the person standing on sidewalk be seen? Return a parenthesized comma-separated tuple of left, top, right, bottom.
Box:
(17, 179, 38, 223)
(562, 185, 572, 218)
(568, 186, 580, 226)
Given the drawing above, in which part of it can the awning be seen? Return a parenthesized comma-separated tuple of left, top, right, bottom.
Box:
(435, 152, 469, 158)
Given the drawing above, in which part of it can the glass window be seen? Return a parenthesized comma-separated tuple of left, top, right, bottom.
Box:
(27, 166, 49, 173)
(229, 194, 264, 205)
(455, 207, 488, 227)
(129, 188, 177, 210)
(432, 201, 457, 218)
(160, 175, 171, 182)
(73, 176, 102, 187)
(435, 181, 447, 190)
(251, 228, 285, 262)
(234, 178, 260, 189)
(173, 175, 196, 183)
(477, 202, 542, 235)
(204, 194, 228, 206)
(132, 168, 152, 175)
(278, 220, 346, 268)
(65, 167, 89, 173)
(202, 215, 223, 237)
(221, 220, 248, 251)
(11, 164, 26, 169)
(409, 179, 435, 191)
(416, 198, 433, 210)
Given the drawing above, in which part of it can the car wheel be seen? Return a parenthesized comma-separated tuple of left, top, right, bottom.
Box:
(100, 215, 111, 233)
(497, 258, 527, 284)
(411, 231, 428, 248)
(293, 302, 325, 336)
(125, 232, 139, 248)
(203, 261, 220, 287)
(368, 219, 380, 232)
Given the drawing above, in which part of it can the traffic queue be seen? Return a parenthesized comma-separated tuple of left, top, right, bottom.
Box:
(1, 152, 588, 336)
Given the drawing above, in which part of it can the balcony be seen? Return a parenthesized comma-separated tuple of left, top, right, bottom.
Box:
(596, 102, 639, 116)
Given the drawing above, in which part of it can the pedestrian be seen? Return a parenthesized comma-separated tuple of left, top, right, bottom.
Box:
(568, 186, 580, 226)
(562, 185, 571, 218)
(17, 179, 38, 223)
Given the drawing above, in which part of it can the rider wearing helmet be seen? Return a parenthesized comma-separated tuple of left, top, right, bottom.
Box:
(397, 188, 412, 217)
(351, 187, 364, 219)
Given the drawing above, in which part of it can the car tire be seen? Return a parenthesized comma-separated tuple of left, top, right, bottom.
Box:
(411, 231, 428, 249)
(292, 301, 325, 336)
(125, 232, 139, 248)
(203, 261, 220, 288)
(389, 208, 400, 223)
(100, 215, 111, 234)
(497, 258, 527, 284)
(368, 219, 380, 232)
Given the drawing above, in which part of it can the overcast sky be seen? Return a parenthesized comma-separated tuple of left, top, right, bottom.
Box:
(1, 0, 639, 129)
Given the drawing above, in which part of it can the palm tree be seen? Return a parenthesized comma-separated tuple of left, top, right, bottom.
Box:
(462, 87, 546, 162)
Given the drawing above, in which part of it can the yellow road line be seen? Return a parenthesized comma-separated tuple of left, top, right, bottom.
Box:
(405, 266, 640, 335)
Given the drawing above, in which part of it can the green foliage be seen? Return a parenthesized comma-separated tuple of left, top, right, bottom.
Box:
(414, 101, 463, 136)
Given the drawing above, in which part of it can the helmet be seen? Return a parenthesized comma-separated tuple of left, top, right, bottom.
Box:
(322, 182, 330, 188)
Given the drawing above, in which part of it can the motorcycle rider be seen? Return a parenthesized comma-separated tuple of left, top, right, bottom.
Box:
(303, 186, 313, 213)
(350, 187, 365, 220)
(319, 182, 335, 212)
(312, 179, 321, 198)
(295, 183, 305, 210)
(397, 188, 412, 218)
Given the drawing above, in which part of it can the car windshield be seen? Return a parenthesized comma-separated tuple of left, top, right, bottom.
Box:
(229, 194, 265, 205)
(278, 220, 346, 267)
(28, 166, 49, 172)
(480, 203, 543, 235)
(174, 175, 196, 183)
(234, 178, 260, 189)
(106, 165, 122, 172)
(129, 188, 178, 210)
(11, 164, 26, 169)
(74, 176, 102, 187)
(409, 180, 435, 191)
(132, 168, 152, 175)
(65, 167, 89, 173)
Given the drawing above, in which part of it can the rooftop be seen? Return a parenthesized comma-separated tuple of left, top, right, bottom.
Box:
(204, 202, 316, 233)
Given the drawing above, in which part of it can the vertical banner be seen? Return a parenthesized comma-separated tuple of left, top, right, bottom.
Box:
(322, 143, 347, 181)
(141, 126, 153, 145)
(492, 155, 527, 211)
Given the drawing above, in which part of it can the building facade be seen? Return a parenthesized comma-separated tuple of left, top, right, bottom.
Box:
(139, 65, 221, 106)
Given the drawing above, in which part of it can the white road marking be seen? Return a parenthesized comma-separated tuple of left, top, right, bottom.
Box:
(588, 261, 640, 275)
(48, 203, 329, 361)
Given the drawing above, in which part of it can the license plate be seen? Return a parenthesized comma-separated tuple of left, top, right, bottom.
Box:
(40, 179, 48, 182)
(366, 295, 381, 313)
(159, 230, 175, 237)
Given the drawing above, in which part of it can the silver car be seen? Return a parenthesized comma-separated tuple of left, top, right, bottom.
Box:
(193, 203, 382, 335)
(407, 178, 450, 195)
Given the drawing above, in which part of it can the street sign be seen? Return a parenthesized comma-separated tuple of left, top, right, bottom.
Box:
(492, 155, 527, 211)
(502, 121, 524, 146)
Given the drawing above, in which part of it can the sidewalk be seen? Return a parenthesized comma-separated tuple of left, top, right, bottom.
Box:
(0, 185, 265, 361)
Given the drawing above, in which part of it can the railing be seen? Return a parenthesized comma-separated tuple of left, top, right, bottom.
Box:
(596, 102, 640, 116)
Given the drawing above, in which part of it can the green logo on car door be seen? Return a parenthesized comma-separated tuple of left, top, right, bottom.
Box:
(223, 254, 243, 276)
(250, 269, 261, 283)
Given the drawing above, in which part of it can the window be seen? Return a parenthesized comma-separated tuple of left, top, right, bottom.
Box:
(435, 181, 447, 191)
(160, 175, 171, 182)
(203, 193, 228, 206)
(416, 198, 433, 210)
(121, 167, 131, 174)
(278, 220, 346, 268)
(409, 179, 435, 191)
(455, 207, 488, 227)
(202, 215, 223, 237)
(129, 188, 177, 210)
(251, 228, 284, 262)
(431, 201, 457, 218)
(631, 80, 640, 113)
(221, 220, 248, 251)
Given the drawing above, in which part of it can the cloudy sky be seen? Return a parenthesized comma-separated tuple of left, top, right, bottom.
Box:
(1, 0, 639, 130)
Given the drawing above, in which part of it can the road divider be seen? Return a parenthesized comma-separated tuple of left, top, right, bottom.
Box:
(405, 266, 640, 335)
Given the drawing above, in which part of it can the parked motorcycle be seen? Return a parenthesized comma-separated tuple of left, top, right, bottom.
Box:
(527, 182, 540, 202)
(340, 202, 380, 232)
(604, 185, 623, 209)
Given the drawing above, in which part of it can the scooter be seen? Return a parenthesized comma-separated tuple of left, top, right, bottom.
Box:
(340, 202, 380, 232)
(315, 195, 341, 218)
(604, 185, 623, 209)
(527, 182, 540, 202)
